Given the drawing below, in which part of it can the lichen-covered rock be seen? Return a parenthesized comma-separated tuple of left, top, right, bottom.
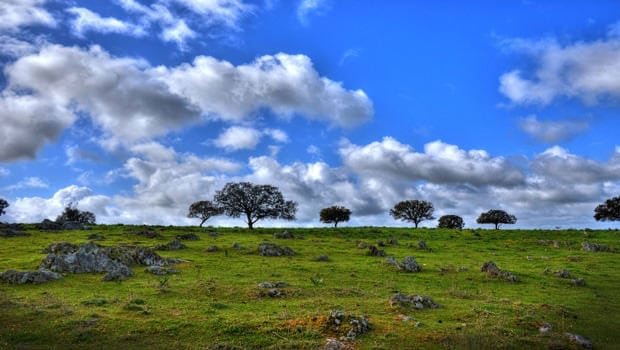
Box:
(273, 231, 294, 239)
(481, 261, 519, 282)
(206, 245, 220, 252)
(565, 333, 592, 349)
(367, 245, 386, 257)
(385, 256, 399, 267)
(0, 223, 28, 237)
(258, 281, 288, 289)
(399, 256, 422, 272)
(155, 239, 186, 251)
(258, 243, 295, 256)
(389, 293, 439, 309)
(554, 269, 572, 279)
(145, 266, 178, 275)
(0, 269, 63, 284)
(582, 242, 614, 252)
(418, 240, 429, 250)
(131, 229, 162, 239)
(43, 242, 79, 254)
(324, 338, 346, 350)
(572, 278, 586, 287)
(176, 233, 200, 241)
(324, 310, 370, 341)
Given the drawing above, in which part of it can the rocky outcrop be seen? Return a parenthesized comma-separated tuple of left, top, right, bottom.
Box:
(481, 261, 519, 282)
(273, 231, 294, 239)
(389, 293, 439, 309)
(0, 223, 28, 237)
(154, 239, 186, 251)
(324, 310, 370, 341)
(258, 243, 295, 256)
(0, 269, 63, 284)
(176, 233, 200, 241)
(582, 242, 614, 252)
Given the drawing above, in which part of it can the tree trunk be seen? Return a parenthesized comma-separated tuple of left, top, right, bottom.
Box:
(495, 223, 499, 230)
(334, 222, 338, 228)
(414, 221, 419, 229)
(200, 218, 207, 227)
(246, 212, 254, 230)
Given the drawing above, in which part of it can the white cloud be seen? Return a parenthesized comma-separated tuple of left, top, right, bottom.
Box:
(0, 0, 55, 32)
(297, 0, 328, 25)
(214, 126, 262, 150)
(158, 53, 373, 127)
(4, 176, 48, 191)
(171, 0, 251, 28)
(0, 167, 10, 177)
(0, 35, 42, 57)
(263, 128, 289, 143)
(67, 7, 145, 37)
(518, 115, 590, 143)
(499, 28, 620, 105)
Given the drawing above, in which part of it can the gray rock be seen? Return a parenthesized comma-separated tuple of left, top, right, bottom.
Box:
(36, 219, 62, 231)
(572, 278, 586, 287)
(102, 265, 132, 281)
(0, 269, 63, 284)
(385, 256, 399, 267)
(145, 266, 178, 275)
(582, 242, 614, 252)
(554, 269, 572, 279)
(324, 338, 345, 350)
(273, 231, 294, 239)
(155, 239, 186, 251)
(387, 238, 398, 245)
(418, 240, 429, 250)
(258, 242, 295, 256)
(367, 245, 386, 257)
(389, 293, 439, 309)
(315, 255, 329, 262)
(87, 233, 104, 241)
(176, 233, 200, 241)
(399, 256, 422, 272)
(231, 242, 241, 250)
(539, 323, 552, 334)
(0, 223, 28, 237)
(324, 310, 370, 341)
(206, 245, 220, 252)
(565, 333, 592, 349)
(481, 261, 519, 282)
(131, 230, 162, 239)
(61, 221, 84, 230)
(258, 281, 288, 289)
(357, 242, 368, 249)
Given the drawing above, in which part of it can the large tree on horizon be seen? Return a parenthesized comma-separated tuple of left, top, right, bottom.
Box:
(319, 205, 351, 228)
(56, 205, 96, 225)
(390, 200, 434, 229)
(438, 214, 464, 230)
(476, 209, 516, 230)
(594, 196, 620, 222)
(0, 198, 8, 219)
(187, 200, 223, 227)
(214, 182, 297, 229)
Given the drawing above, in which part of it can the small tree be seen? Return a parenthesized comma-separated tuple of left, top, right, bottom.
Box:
(320, 206, 351, 228)
(594, 196, 620, 222)
(390, 200, 434, 229)
(56, 205, 96, 225)
(0, 198, 8, 220)
(214, 182, 297, 229)
(438, 215, 464, 230)
(476, 209, 516, 230)
(188, 200, 223, 227)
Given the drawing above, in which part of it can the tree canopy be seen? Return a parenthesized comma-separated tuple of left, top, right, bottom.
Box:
(476, 209, 516, 229)
(214, 182, 297, 229)
(594, 196, 620, 222)
(56, 205, 96, 225)
(438, 215, 464, 229)
(187, 200, 223, 227)
(0, 198, 8, 218)
(390, 200, 434, 228)
(319, 206, 351, 228)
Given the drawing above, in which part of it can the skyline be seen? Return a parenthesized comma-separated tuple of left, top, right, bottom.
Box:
(1, 0, 620, 228)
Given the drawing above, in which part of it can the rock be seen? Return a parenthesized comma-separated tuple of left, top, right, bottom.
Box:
(36, 219, 62, 231)
(389, 293, 439, 309)
(324, 338, 346, 350)
(399, 256, 422, 272)
(418, 240, 429, 250)
(572, 278, 586, 287)
(554, 269, 572, 279)
(231, 242, 241, 249)
(61, 221, 84, 230)
(176, 233, 200, 241)
(155, 239, 186, 251)
(145, 266, 178, 275)
(39, 242, 175, 282)
(87, 233, 104, 241)
(207, 231, 219, 237)
(481, 261, 519, 282)
(324, 310, 370, 341)
(131, 230, 162, 239)
(377, 240, 386, 247)
(385, 256, 399, 267)
(258, 243, 295, 257)
(0, 223, 28, 237)
(266, 289, 282, 297)
(565, 333, 593, 349)
(539, 323, 552, 334)
(387, 238, 398, 245)
(273, 231, 294, 239)
(367, 245, 386, 257)
(258, 281, 288, 288)
(357, 242, 368, 249)
(315, 255, 329, 262)
(0, 269, 63, 284)
(206, 245, 220, 252)
(582, 242, 614, 252)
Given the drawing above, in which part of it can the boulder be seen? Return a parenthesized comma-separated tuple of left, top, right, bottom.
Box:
(258, 243, 295, 257)
(418, 240, 429, 250)
(539, 323, 552, 334)
(258, 281, 288, 289)
(399, 256, 422, 272)
(0, 269, 63, 284)
(315, 255, 330, 262)
(43, 242, 79, 254)
(257, 281, 288, 298)
(481, 261, 519, 282)
(0, 223, 28, 237)
(273, 231, 294, 239)
(324, 338, 346, 350)
(145, 266, 178, 275)
(367, 245, 386, 257)
(324, 310, 370, 341)
(155, 239, 186, 251)
(582, 242, 614, 252)
(385, 256, 399, 267)
(387, 238, 398, 245)
(572, 278, 586, 287)
(554, 269, 572, 279)
(206, 245, 220, 252)
(36, 219, 62, 231)
(565, 333, 592, 349)
(176, 233, 200, 241)
(389, 293, 439, 309)
(231, 242, 241, 250)
(61, 221, 84, 230)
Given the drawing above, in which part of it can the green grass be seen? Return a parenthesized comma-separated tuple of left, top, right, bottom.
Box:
(1, 225, 619, 349)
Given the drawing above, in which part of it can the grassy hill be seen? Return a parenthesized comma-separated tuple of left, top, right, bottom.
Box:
(0, 225, 618, 349)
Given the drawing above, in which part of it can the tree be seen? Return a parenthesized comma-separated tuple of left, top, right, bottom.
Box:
(56, 205, 96, 224)
(476, 209, 516, 230)
(214, 182, 297, 229)
(438, 215, 464, 230)
(320, 206, 351, 228)
(0, 198, 8, 219)
(390, 200, 434, 229)
(188, 200, 223, 227)
(594, 196, 620, 222)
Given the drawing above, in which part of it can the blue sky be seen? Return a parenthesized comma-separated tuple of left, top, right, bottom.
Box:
(0, 0, 619, 228)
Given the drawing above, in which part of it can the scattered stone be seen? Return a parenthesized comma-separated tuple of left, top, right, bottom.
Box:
(418, 240, 429, 250)
(36, 219, 62, 231)
(395, 314, 412, 322)
(324, 338, 346, 350)
(582, 242, 614, 252)
(81, 298, 108, 306)
(539, 323, 552, 334)
(87, 233, 104, 241)
(39, 241, 176, 282)
(385, 256, 399, 267)
(258, 242, 295, 256)
(258, 281, 288, 289)
(554, 269, 572, 279)
(155, 239, 186, 251)
(207, 231, 219, 237)
(257, 281, 288, 298)
(367, 245, 386, 257)
(273, 231, 294, 239)
(324, 310, 370, 341)
(145, 266, 178, 275)
(481, 261, 519, 282)
(176, 233, 200, 241)
(377, 240, 386, 247)
(314, 255, 330, 262)
(389, 293, 439, 309)
(357, 242, 368, 249)
(0, 269, 63, 284)
(206, 245, 220, 252)
(572, 278, 586, 287)
(231, 242, 241, 250)
(387, 238, 398, 245)
(131, 230, 162, 239)
(399, 256, 422, 272)
(565, 333, 593, 349)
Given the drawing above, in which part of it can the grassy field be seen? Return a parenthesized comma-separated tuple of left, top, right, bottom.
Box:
(0, 225, 618, 349)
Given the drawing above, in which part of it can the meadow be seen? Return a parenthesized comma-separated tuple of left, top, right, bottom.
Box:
(0, 225, 618, 349)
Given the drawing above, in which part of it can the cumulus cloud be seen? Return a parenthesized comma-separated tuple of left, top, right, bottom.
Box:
(9, 185, 96, 222)
(531, 146, 620, 184)
(67, 7, 145, 37)
(158, 53, 373, 127)
(4, 176, 48, 191)
(0, 35, 43, 57)
(213, 126, 289, 151)
(0, 0, 55, 32)
(518, 115, 590, 143)
(297, 0, 329, 25)
(499, 27, 620, 105)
